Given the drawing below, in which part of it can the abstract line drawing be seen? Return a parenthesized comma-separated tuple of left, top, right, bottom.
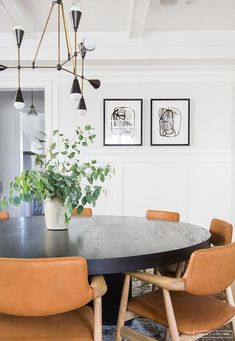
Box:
(150, 99, 190, 146)
(111, 106, 135, 137)
(158, 107, 182, 137)
(104, 99, 143, 146)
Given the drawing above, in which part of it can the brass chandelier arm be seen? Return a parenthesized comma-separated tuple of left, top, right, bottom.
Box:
(74, 31, 77, 75)
(17, 47, 20, 88)
(32, 2, 55, 67)
(61, 2, 71, 60)
(57, 2, 60, 66)
(81, 57, 84, 93)
(60, 54, 75, 68)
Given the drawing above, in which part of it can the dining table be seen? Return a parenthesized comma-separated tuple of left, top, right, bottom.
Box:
(0, 215, 211, 324)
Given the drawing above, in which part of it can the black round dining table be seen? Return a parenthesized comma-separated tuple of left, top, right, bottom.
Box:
(0, 215, 211, 324)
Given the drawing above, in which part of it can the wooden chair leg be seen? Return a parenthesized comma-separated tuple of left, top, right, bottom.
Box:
(152, 267, 159, 291)
(116, 274, 131, 341)
(225, 286, 235, 337)
(176, 262, 185, 278)
(162, 288, 179, 341)
(93, 296, 102, 341)
(165, 327, 170, 341)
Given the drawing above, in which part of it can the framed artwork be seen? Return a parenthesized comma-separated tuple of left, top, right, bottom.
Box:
(151, 98, 190, 146)
(103, 99, 143, 146)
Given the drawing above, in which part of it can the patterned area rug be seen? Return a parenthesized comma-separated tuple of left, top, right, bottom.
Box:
(103, 277, 234, 341)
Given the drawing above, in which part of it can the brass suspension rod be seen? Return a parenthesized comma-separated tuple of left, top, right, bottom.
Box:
(32, 2, 55, 67)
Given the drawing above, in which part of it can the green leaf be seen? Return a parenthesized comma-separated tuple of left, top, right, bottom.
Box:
(100, 173, 105, 182)
(77, 205, 84, 215)
(82, 196, 87, 206)
(13, 196, 21, 206)
(94, 188, 100, 200)
(82, 142, 87, 147)
(86, 194, 93, 204)
(105, 166, 110, 176)
(41, 177, 49, 185)
(68, 152, 75, 159)
(50, 143, 56, 151)
(93, 171, 98, 180)
(85, 125, 91, 130)
(53, 130, 59, 136)
(87, 176, 93, 185)
(51, 152, 59, 160)
(0, 196, 8, 208)
(85, 185, 91, 193)
(65, 179, 71, 187)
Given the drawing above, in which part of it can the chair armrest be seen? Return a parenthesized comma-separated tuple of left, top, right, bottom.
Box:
(126, 271, 185, 291)
(90, 275, 107, 299)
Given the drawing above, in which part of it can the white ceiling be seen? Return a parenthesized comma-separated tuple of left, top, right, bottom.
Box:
(0, 0, 234, 37)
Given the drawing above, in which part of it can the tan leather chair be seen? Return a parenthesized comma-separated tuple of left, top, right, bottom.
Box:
(116, 243, 235, 341)
(209, 218, 235, 336)
(146, 210, 180, 222)
(210, 218, 233, 247)
(0, 211, 9, 219)
(73, 207, 93, 217)
(146, 210, 181, 278)
(0, 257, 106, 341)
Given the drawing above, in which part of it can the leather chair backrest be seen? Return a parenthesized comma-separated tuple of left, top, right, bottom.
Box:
(72, 207, 93, 217)
(0, 257, 93, 317)
(0, 211, 9, 220)
(145, 210, 180, 222)
(210, 218, 233, 246)
(183, 243, 235, 295)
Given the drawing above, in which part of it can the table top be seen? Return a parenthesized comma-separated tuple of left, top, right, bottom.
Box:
(0, 215, 211, 275)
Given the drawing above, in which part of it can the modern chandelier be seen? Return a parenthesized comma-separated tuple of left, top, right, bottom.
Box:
(0, 0, 101, 115)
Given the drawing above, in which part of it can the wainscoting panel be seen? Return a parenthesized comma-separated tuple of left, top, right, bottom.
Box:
(188, 162, 235, 229)
(80, 151, 235, 238)
(122, 162, 187, 218)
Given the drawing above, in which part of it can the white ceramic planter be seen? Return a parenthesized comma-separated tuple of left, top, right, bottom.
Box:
(44, 197, 68, 230)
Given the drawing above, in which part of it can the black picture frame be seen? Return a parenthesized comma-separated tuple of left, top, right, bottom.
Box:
(150, 98, 190, 146)
(103, 99, 143, 146)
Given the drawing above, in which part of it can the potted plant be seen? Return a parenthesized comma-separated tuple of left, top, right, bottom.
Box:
(0, 125, 112, 230)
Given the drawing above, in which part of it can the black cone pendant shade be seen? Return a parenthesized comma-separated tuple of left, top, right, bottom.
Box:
(88, 79, 101, 89)
(27, 91, 38, 116)
(77, 96, 87, 116)
(0, 64, 7, 71)
(69, 5, 82, 31)
(14, 88, 25, 110)
(13, 26, 24, 47)
(70, 77, 81, 101)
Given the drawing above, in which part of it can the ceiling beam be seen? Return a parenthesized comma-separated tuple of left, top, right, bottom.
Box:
(128, 0, 151, 39)
(0, 0, 35, 37)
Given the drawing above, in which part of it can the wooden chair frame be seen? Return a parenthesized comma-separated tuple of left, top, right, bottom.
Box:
(90, 275, 107, 341)
(116, 271, 234, 341)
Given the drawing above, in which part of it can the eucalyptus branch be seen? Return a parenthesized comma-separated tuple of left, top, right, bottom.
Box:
(0, 126, 113, 224)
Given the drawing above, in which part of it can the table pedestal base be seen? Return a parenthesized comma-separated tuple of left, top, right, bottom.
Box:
(103, 273, 132, 325)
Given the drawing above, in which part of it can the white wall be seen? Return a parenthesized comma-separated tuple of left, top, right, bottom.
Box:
(53, 67, 235, 233)
(0, 92, 21, 216)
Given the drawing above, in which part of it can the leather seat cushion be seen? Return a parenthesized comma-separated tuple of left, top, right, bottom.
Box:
(127, 290, 235, 335)
(0, 305, 94, 341)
